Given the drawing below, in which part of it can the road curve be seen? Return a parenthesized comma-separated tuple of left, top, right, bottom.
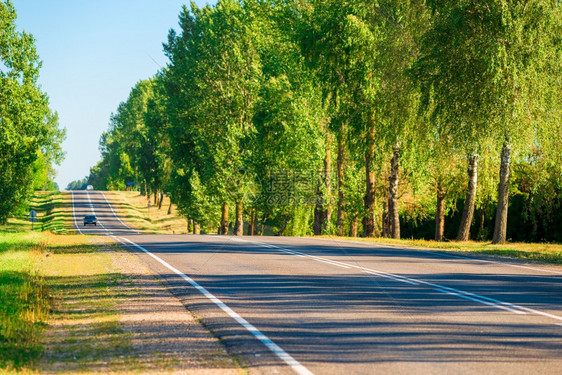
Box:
(71, 190, 562, 375)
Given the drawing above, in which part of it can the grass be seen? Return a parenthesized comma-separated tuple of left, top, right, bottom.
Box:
(1, 191, 241, 374)
(104, 191, 189, 234)
(0, 232, 49, 371)
(36, 234, 137, 373)
(318, 235, 562, 264)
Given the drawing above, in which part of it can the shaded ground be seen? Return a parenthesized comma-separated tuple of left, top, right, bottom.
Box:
(38, 236, 243, 374)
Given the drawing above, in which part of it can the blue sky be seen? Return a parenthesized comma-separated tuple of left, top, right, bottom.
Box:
(11, 0, 215, 189)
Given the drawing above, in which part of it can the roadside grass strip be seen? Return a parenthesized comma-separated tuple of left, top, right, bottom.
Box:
(0, 232, 49, 371)
(317, 236, 562, 265)
(104, 191, 187, 234)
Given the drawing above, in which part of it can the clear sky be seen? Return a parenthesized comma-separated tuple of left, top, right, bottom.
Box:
(11, 0, 215, 189)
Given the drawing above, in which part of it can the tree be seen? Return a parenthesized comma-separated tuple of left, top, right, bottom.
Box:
(0, 0, 65, 223)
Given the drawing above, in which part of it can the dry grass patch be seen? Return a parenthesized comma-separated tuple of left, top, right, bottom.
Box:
(104, 191, 188, 234)
(318, 236, 562, 264)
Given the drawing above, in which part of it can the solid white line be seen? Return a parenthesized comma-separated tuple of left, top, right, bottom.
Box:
(86, 192, 96, 214)
(117, 236, 314, 375)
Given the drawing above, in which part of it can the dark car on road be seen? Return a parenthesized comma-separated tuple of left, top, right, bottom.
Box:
(83, 215, 97, 226)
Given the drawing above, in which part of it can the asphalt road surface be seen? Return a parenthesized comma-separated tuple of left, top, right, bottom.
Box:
(72, 190, 562, 375)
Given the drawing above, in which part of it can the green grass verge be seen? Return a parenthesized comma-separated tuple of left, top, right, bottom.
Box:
(0, 232, 49, 371)
(317, 236, 562, 265)
(0, 190, 73, 371)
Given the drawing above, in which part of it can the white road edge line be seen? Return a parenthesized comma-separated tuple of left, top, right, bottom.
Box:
(116, 236, 314, 375)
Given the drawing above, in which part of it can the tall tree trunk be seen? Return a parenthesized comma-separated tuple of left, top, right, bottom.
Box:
(158, 192, 164, 210)
(259, 213, 268, 236)
(314, 135, 332, 235)
(247, 209, 255, 236)
(388, 144, 400, 239)
(323, 136, 332, 233)
(220, 203, 229, 235)
(193, 222, 200, 235)
(349, 217, 358, 237)
(457, 153, 479, 241)
(362, 114, 376, 237)
(382, 198, 389, 237)
(492, 140, 512, 244)
(276, 214, 291, 236)
(313, 181, 323, 235)
(167, 200, 172, 215)
(336, 124, 345, 237)
(234, 202, 243, 236)
(435, 179, 446, 241)
(153, 191, 157, 206)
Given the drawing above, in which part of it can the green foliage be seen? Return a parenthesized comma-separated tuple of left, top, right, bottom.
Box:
(89, 0, 561, 241)
(0, 1, 65, 223)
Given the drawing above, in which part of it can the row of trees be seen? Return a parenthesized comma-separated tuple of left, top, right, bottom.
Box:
(0, 1, 65, 224)
(89, 0, 561, 242)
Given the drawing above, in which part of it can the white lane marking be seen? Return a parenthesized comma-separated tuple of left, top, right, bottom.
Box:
(362, 270, 419, 286)
(433, 289, 524, 314)
(225, 237, 562, 322)
(556, 323, 562, 327)
(70, 192, 83, 234)
(514, 305, 562, 322)
(116, 236, 314, 375)
(312, 237, 562, 275)
(99, 191, 139, 233)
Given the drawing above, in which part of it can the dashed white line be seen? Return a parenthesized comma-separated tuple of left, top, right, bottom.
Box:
(99, 191, 139, 233)
(70, 192, 83, 234)
(117, 236, 314, 375)
(227, 237, 562, 322)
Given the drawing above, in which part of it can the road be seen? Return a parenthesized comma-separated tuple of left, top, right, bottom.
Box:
(71, 190, 562, 375)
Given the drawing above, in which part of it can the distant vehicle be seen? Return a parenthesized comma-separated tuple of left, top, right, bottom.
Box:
(83, 215, 97, 226)
(86, 185, 94, 190)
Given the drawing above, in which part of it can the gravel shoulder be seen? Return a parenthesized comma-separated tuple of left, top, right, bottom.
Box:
(39, 237, 244, 374)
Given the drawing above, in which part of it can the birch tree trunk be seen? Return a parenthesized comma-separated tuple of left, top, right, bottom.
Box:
(492, 140, 511, 244)
(336, 125, 345, 236)
(457, 153, 478, 241)
(247, 209, 255, 236)
(349, 217, 358, 237)
(323, 138, 332, 233)
(234, 202, 243, 236)
(388, 145, 400, 239)
(313, 181, 323, 235)
(362, 115, 376, 237)
(220, 203, 229, 235)
(435, 179, 446, 241)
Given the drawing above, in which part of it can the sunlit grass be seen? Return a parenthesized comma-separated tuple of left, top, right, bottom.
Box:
(318, 235, 562, 264)
(0, 232, 49, 371)
(105, 191, 188, 234)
